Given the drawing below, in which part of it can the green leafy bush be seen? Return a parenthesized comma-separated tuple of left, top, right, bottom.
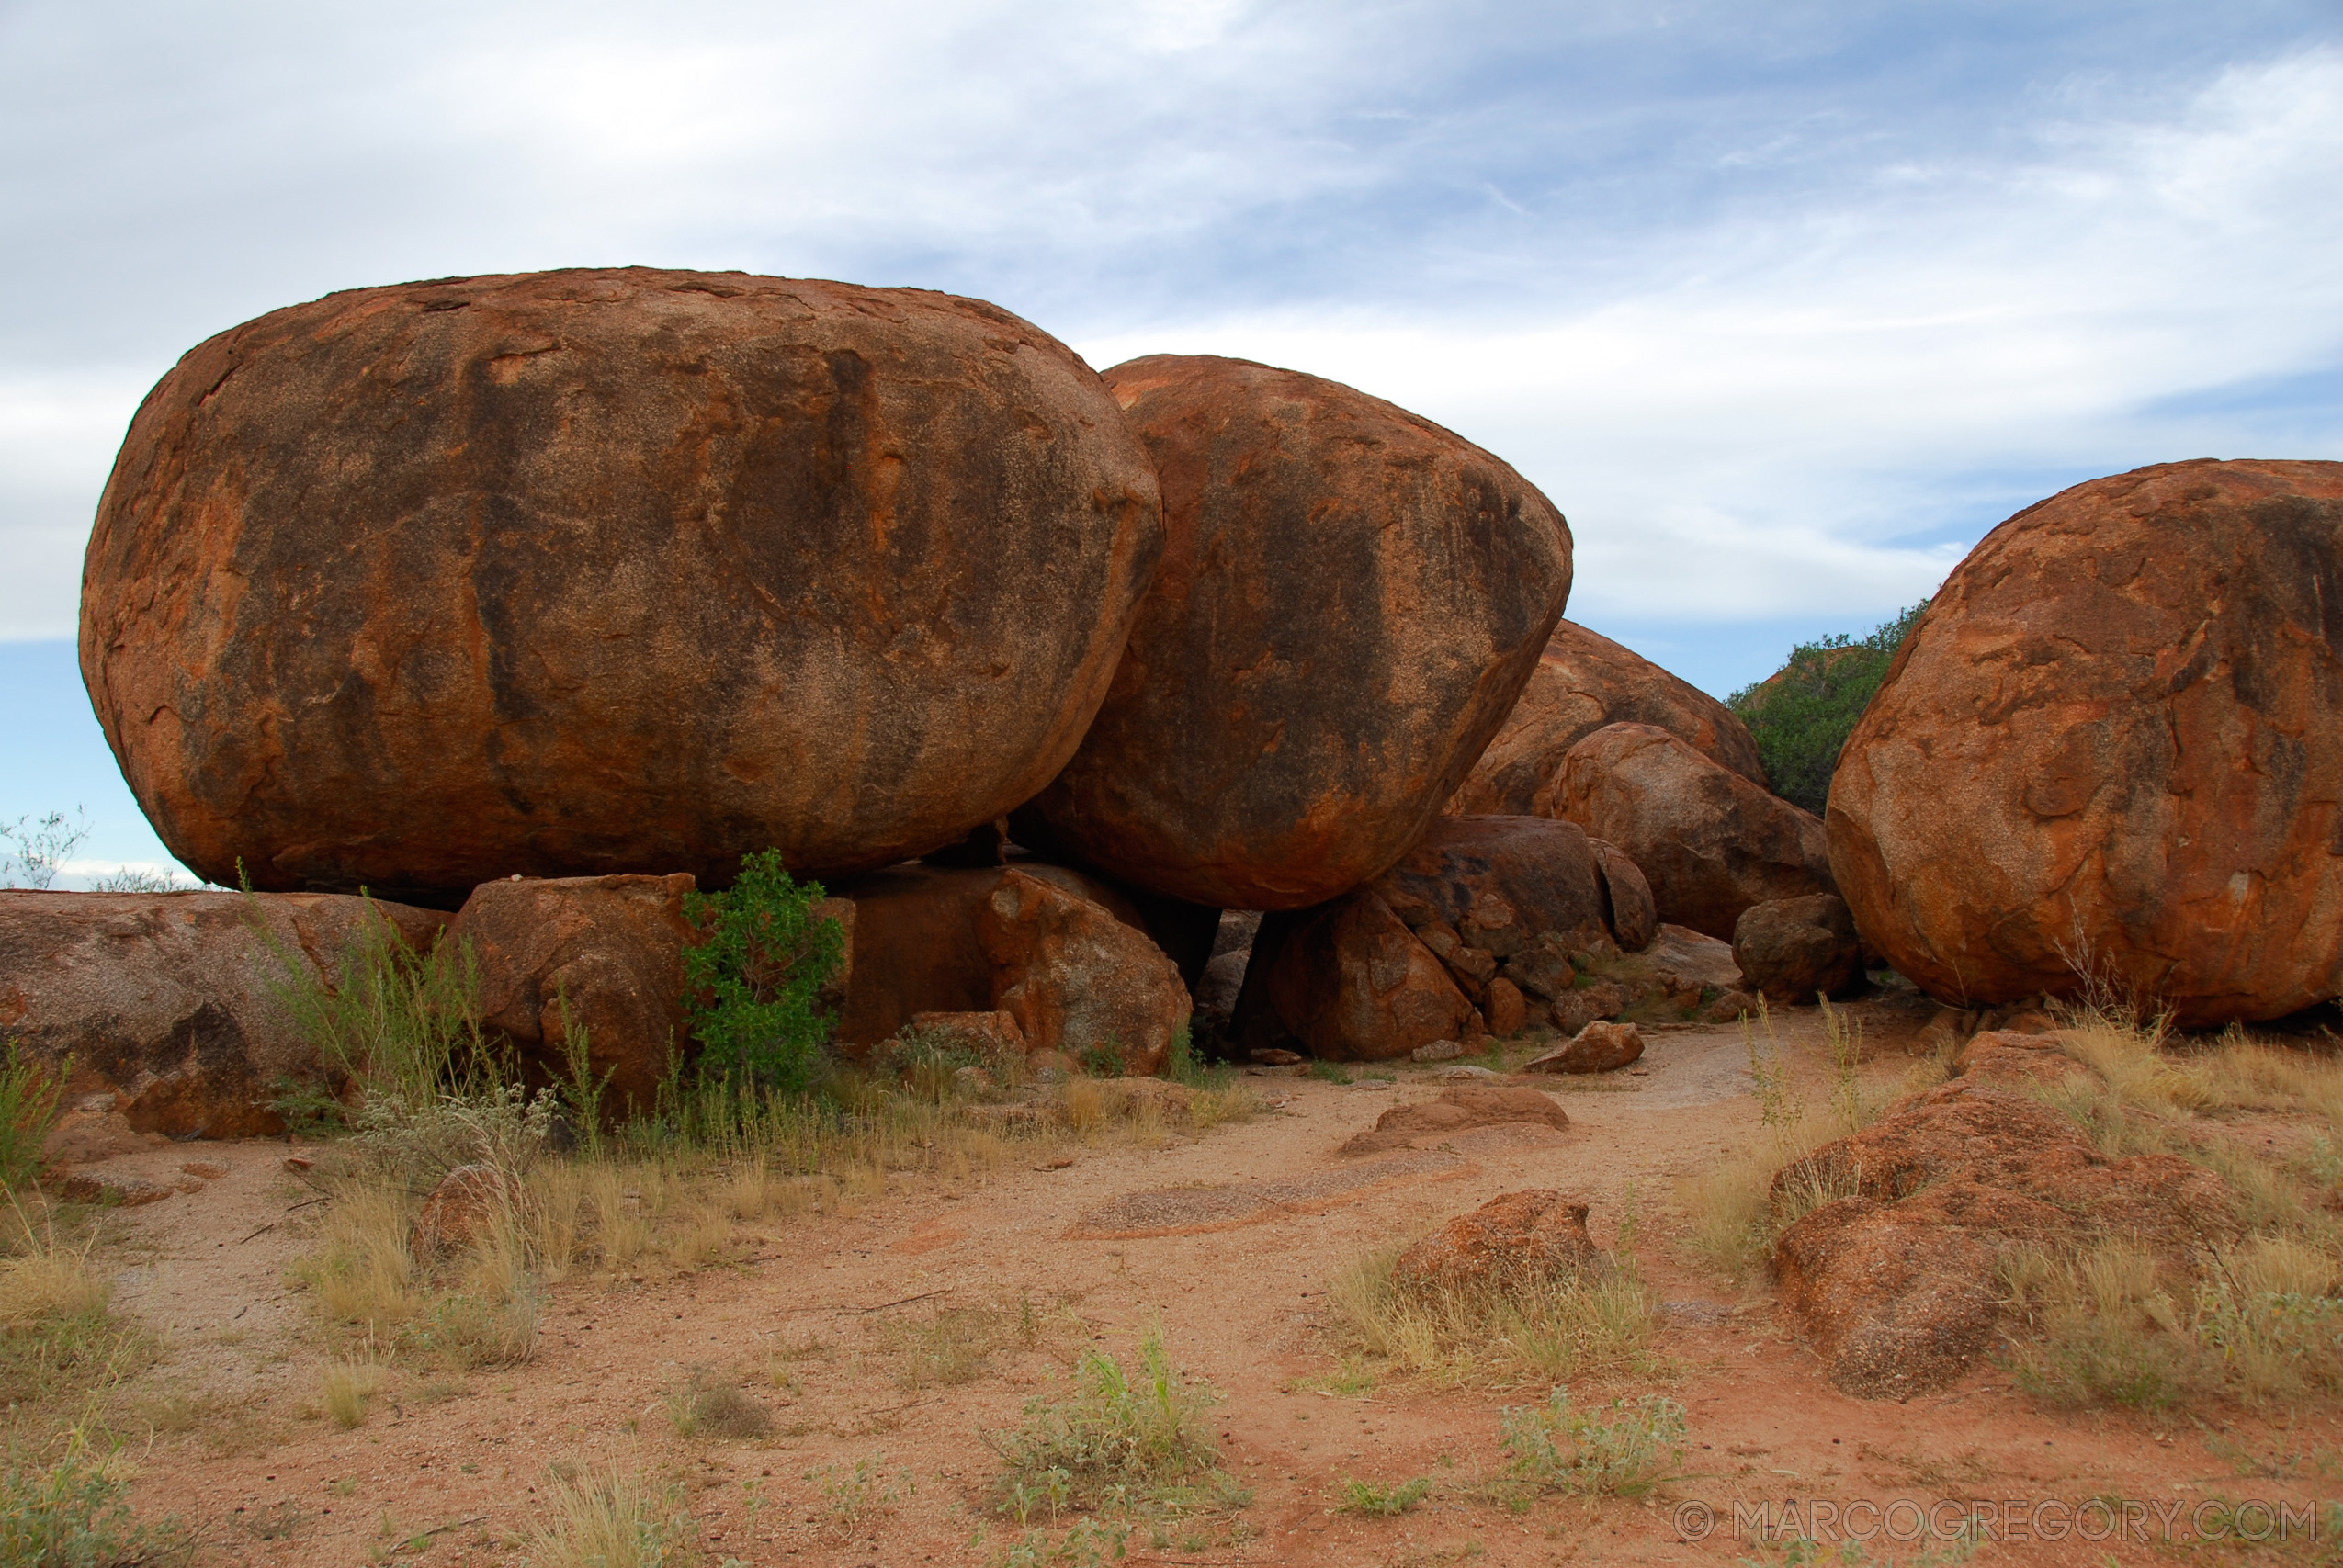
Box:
(1729, 600, 1929, 816)
(1496, 1386, 1685, 1500)
(682, 850, 845, 1095)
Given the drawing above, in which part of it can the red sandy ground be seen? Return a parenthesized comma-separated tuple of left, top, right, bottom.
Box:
(86, 999, 2341, 1566)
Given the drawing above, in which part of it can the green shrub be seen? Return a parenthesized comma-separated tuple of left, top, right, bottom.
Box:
(990, 1328, 1242, 1519)
(0, 1435, 178, 1568)
(1338, 1475, 1432, 1516)
(1496, 1386, 1685, 1500)
(1729, 601, 1928, 816)
(681, 850, 845, 1095)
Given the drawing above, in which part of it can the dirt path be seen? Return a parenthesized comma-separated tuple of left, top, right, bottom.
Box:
(85, 1002, 2341, 1566)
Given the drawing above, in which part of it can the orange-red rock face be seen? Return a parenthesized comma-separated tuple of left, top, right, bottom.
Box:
(1828, 459, 2343, 1025)
(1019, 355, 1573, 910)
(1449, 618, 1766, 814)
(1548, 722, 1833, 941)
(81, 269, 1161, 906)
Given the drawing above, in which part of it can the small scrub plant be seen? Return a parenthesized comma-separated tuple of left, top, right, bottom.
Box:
(1077, 1040, 1128, 1078)
(664, 1366, 775, 1439)
(1338, 1475, 1432, 1517)
(1495, 1386, 1686, 1502)
(320, 1355, 384, 1429)
(682, 848, 845, 1095)
(1304, 1060, 1352, 1084)
(0, 1427, 180, 1568)
(981, 1517, 1134, 1568)
(806, 1453, 913, 1536)
(990, 1328, 1241, 1519)
(523, 1464, 695, 1568)
(0, 808, 90, 891)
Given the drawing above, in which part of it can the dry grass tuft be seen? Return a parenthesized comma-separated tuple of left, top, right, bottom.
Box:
(1328, 1243, 1662, 1387)
(319, 1356, 383, 1429)
(524, 1464, 694, 1568)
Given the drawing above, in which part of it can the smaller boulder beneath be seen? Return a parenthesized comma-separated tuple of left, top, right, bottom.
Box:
(410, 1163, 515, 1260)
(1260, 892, 1481, 1063)
(1546, 980, 1629, 1037)
(1485, 976, 1528, 1038)
(1523, 1021, 1645, 1075)
(1733, 895, 1862, 1004)
(978, 871, 1191, 1076)
(1341, 1085, 1570, 1156)
(1392, 1190, 1598, 1292)
(906, 1010, 1029, 1060)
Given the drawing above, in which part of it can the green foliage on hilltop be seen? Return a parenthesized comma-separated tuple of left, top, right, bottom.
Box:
(682, 849, 845, 1095)
(1729, 600, 1929, 817)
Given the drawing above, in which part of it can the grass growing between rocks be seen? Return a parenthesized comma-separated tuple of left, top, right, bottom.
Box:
(1675, 998, 1889, 1285)
(1989, 1004, 2343, 1412)
(1328, 1204, 1666, 1390)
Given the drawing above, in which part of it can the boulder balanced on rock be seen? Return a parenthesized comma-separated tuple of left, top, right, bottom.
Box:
(1017, 354, 1574, 910)
(1828, 459, 2343, 1025)
(81, 268, 1163, 906)
(1449, 618, 1768, 815)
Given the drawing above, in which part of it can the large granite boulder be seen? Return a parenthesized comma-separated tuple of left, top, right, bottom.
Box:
(1548, 722, 1834, 941)
(0, 890, 448, 1137)
(1016, 354, 1573, 910)
(1829, 459, 2343, 1026)
(1258, 890, 1481, 1063)
(81, 268, 1162, 907)
(1450, 619, 1766, 815)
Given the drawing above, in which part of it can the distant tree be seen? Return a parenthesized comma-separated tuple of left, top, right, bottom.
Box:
(1729, 601, 1930, 817)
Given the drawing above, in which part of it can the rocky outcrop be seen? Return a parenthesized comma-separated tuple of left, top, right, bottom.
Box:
(1450, 619, 1767, 815)
(0, 890, 449, 1137)
(977, 871, 1191, 1076)
(829, 863, 1151, 1045)
(1340, 1085, 1572, 1156)
(1017, 354, 1573, 910)
(1392, 1190, 1598, 1292)
(1772, 1080, 2237, 1397)
(1548, 723, 1834, 941)
(1828, 459, 2343, 1027)
(82, 268, 1163, 906)
(1732, 894, 1862, 1004)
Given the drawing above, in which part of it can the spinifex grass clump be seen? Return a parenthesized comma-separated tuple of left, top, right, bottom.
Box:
(682, 849, 845, 1097)
(990, 1329, 1243, 1522)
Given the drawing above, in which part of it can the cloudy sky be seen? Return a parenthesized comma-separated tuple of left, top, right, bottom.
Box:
(5, 0, 2340, 880)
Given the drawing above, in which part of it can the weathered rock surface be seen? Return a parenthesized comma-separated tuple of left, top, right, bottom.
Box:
(1732, 894, 1862, 1004)
(1392, 1190, 1598, 1292)
(1450, 619, 1767, 815)
(1259, 891, 1481, 1062)
(1549, 723, 1834, 940)
(1952, 1029, 2093, 1091)
(452, 874, 775, 1120)
(1018, 354, 1573, 910)
(0, 890, 449, 1137)
(830, 863, 1149, 1045)
(906, 1010, 1028, 1060)
(1523, 1020, 1644, 1075)
(1341, 1084, 1571, 1156)
(1484, 976, 1528, 1037)
(1828, 459, 2343, 1027)
(977, 870, 1191, 1076)
(1772, 1080, 2237, 1397)
(82, 268, 1163, 906)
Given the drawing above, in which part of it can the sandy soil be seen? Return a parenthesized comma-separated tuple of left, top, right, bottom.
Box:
(82, 998, 2343, 1566)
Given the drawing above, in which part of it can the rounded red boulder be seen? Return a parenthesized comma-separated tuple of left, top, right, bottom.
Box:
(82, 269, 1162, 906)
(1828, 459, 2343, 1026)
(1017, 355, 1573, 910)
